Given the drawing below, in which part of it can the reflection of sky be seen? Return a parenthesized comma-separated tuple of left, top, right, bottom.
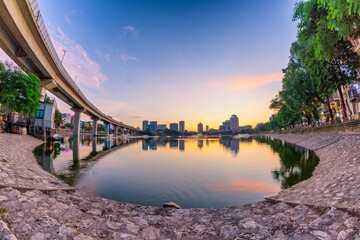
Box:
(73, 137, 282, 208)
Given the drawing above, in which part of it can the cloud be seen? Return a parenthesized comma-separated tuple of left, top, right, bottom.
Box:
(48, 27, 108, 89)
(120, 53, 137, 62)
(120, 25, 139, 39)
(210, 179, 280, 193)
(95, 48, 137, 63)
(64, 16, 71, 24)
(128, 112, 146, 118)
(207, 72, 283, 90)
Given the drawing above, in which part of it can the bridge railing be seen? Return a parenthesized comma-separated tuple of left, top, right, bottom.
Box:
(27, 0, 134, 130)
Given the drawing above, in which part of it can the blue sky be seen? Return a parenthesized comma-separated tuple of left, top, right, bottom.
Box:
(1, 0, 297, 130)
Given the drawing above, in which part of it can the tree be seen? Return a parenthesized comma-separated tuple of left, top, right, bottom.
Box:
(295, 0, 360, 61)
(0, 61, 41, 115)
(54, 109, 62, 127)
(294, 0, 360, 118)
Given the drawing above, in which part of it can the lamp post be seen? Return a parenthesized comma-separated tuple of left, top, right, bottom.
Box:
(61, 49, 67, 63)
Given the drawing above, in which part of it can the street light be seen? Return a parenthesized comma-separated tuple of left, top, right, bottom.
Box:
(61, 49, 67, 63)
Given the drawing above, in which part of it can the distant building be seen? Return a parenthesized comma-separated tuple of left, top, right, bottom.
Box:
(198, 123, 203, 133)
(142, 120, 149, 131)
(230, 114, 239, 131)
(149, 121, 157, 131)
(223, 120, 230, 131)
(179, 121, 185, 132)
(170, 123, 179, 131)
(255, 123, 264, 129)
(157, 124, 167, 131)
(206, 125, 209, 132)
(61, 113, 71, 125)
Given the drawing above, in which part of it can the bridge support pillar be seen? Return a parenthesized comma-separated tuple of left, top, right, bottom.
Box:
(71, 107, 85, 138)
(91, 117, 99, 136)
(104, 122, 110, 136)
(71, 107, 85, 160)
(115, 126, 118, 137)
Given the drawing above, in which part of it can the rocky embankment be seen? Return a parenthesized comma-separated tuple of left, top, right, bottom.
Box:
(0, 133, 360, 239)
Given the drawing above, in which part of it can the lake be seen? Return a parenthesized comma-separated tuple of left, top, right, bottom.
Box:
(33, 136, 319, 208)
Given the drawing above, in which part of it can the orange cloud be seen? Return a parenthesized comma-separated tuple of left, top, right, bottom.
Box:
(207, 72, 283, 90)
(210, 179, 280, 193)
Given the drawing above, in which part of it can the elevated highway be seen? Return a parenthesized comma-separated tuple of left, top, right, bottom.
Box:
(0, 0, 138, 136)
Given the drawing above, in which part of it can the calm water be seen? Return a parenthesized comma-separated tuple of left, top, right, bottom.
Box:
(33, 136, 319, 208)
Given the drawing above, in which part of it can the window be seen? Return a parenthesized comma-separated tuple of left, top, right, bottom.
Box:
(35, 110, 44, 119)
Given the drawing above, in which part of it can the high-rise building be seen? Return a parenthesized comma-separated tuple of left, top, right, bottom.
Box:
(157, 124, 167, 131)
(142, 120, 149, 131)
(223, 120, 230, 131)
(206, 125, 209, 132)
(150, 121, 157, 131)
(230, 114, 239, 131)
(179, 121, 185, 132)
(170, 123, 179, 131)
(198, 123, 203, 133)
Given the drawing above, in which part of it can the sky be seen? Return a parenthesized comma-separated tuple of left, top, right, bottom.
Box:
(0, 0, 297, 131)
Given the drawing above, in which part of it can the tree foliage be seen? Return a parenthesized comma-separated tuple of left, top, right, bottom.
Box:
(54, 109, 62, 127)
(264, 0, 360, 132)
(0, 61, 41, 115)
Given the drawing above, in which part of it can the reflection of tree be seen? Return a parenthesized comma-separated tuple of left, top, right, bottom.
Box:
(254, 136, 319, 189)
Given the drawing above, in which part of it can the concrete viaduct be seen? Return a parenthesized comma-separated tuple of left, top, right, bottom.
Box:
(0, 0, 138, 141)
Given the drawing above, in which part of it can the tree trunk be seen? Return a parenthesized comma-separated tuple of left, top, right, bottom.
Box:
(327, 96, 334, 121)
(338, 86, 347, 118)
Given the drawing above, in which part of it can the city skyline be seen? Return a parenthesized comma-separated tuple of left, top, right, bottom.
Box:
(0, 0, 297, 131)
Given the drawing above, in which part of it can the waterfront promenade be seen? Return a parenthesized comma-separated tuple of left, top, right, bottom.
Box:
(0, 133, 360, 239)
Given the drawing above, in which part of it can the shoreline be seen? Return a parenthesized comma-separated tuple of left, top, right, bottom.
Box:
(0, 133, 359, 239)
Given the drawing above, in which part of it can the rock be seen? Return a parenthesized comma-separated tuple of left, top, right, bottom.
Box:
(163, 202, 181, 209)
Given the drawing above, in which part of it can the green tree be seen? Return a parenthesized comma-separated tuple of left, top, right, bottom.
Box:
(54, 109, 62, 127)
(0, 62, 41, 115)
(294, 1, 360, 118)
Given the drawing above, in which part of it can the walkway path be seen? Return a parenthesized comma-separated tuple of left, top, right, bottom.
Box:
(0, 133, 360, 239)
(0, 134, 72, 191)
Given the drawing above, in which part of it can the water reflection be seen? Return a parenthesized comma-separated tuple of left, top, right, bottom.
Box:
(255, 136, 319, 189)
(33, 136, 138, 185)
(34, 136, 319, 208)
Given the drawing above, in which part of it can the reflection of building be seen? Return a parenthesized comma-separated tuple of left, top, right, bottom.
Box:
(170, 140, 178, 148)
(149, 121, 157, 131)
(198, 123, 203, 133)
(230, 114, 239, 131)
(219, 138, 240, 155)
(179, 121, 185, 132)
(170, 123, 179, 131)
(142, 120, 149, 131)
(142, 140, 148, 150)
(198, 139, 203, 149)
(157, 124, 167, 131)
(179, 140, 185, 151)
